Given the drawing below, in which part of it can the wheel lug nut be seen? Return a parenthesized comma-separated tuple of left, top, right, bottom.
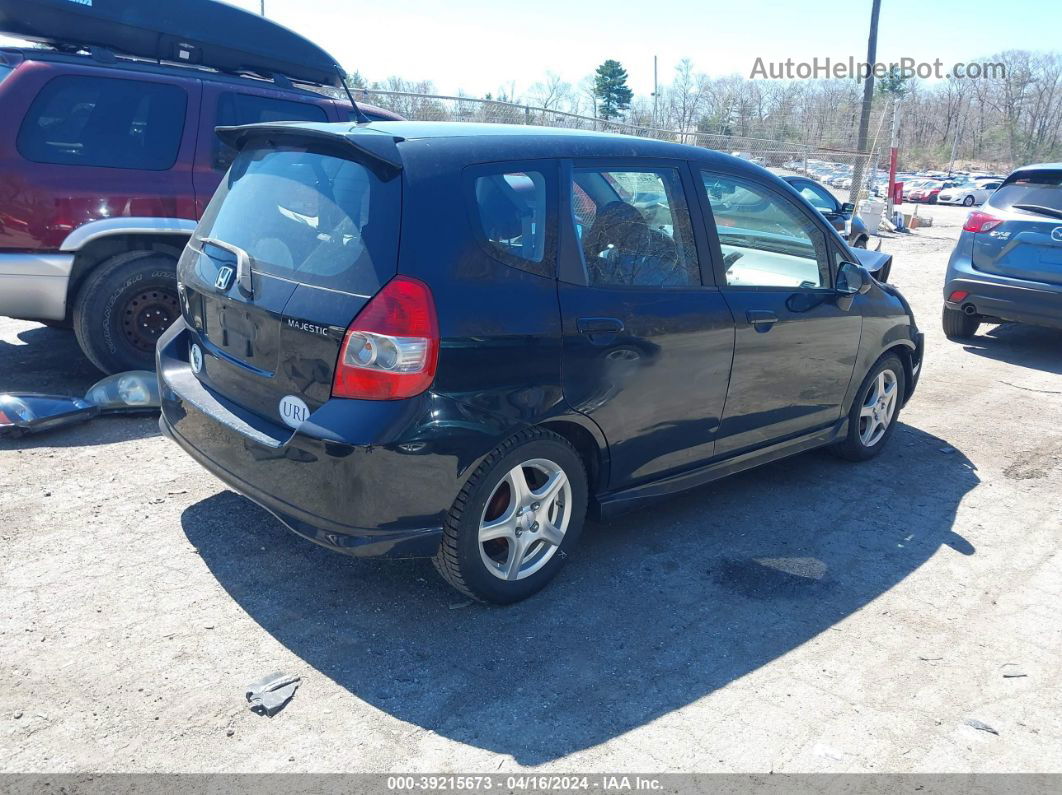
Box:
(530, 521, 539, 532)
(531, 502, 540, 510)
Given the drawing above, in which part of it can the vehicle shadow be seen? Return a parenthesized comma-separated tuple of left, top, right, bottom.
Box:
(181, 423, 977, 764)
(961, 323, 1062, 375)
(0, 324, 160, 448)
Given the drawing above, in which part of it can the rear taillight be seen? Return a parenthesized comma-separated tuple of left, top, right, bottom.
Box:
(949, 290, 970, 302)
(332, 276, 439, 400)
(963, 211, 1003, 233)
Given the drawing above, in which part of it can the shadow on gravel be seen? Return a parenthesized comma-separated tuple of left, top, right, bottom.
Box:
(0, 324, 161, 448)
(961, 323, 1062, 376)
(182, 423, 977, 764)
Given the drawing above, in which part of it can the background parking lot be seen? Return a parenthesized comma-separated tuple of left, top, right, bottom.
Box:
(1, 203, 1060, 773)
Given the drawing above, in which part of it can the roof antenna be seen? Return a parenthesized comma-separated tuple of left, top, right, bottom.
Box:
(338, 66, 369, 123)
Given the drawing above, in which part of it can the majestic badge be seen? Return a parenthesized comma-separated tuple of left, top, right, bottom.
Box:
(189, 343, 204, 374)
(278, 395, 310, 429)
(215, 266, 235, 291)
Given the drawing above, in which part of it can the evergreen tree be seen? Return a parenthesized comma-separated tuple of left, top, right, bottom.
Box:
(593, 59, 633, 120)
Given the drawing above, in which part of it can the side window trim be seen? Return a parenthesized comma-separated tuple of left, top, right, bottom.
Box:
(463, 159, 559, 279)
(697, 169, 835, 292)
(562, 156, 708, 290)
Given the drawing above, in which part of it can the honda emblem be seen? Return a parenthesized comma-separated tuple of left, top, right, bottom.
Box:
(215, 266, 235, 291)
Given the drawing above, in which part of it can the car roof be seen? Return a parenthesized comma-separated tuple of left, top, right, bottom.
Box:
(1009, 162, 1062, 174)
(219, 119, 784, 179)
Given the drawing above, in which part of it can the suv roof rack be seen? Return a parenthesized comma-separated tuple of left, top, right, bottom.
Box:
(0, 0, 348, 90)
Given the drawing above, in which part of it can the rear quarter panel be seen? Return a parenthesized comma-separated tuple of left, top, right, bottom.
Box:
(395, 147, 572, 478)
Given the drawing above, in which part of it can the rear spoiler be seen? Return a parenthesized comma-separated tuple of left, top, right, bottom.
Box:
(215, 122, 404, 176)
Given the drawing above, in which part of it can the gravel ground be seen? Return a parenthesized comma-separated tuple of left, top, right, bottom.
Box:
(1, 203, 1060, 773)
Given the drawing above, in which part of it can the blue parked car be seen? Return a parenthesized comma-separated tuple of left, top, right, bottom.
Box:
(943, 163, 1062, 338)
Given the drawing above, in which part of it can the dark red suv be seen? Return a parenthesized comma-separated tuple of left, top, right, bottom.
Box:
(0, 46, 399, 373)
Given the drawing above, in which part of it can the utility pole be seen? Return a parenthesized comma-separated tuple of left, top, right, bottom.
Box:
(849, 0, 882, 207)
(259, 0, 265, 15)
(652, 55, 659, 128)
(886, 96, 901, 218)
(947, 117, 963, 176)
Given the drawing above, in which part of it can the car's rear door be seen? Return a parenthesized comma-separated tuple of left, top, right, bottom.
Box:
(973, 170, 1062, 286)
(556, 159, 735, 488)
(696, 170, 862, 456)
(178, 137, 400, 427)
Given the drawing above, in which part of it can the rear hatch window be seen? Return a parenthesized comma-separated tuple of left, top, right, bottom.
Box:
(976, 169, 1062, 284)
(197, 144, 397, 294)
(180, 142, 401, 426)
(989, 170, 1062, 215)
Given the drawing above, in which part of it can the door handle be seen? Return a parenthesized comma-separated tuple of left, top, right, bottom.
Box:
(577, 317, 624, 344)
(577, 317, 624, 334)
(746, 310, 779, 329)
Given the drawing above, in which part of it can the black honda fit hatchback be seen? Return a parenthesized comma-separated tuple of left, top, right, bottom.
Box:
(158, 121, 924, 603)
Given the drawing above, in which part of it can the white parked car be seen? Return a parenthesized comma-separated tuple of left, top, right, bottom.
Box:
(936, 180, 1003, 207)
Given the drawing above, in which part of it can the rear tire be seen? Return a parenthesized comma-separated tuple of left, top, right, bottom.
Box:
(831, 355, 905, 462)
(942, 305, 980, 340)
(851, 235, 868, 249)
(433, 428, 588, 604)
(73, 251, 179, 374)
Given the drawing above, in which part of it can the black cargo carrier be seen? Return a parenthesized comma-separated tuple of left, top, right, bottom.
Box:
(0, 0, 346, 87)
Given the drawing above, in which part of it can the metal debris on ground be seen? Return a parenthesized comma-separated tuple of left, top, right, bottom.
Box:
(245, 672, 301, 717)
(965, 718, 1000, 735)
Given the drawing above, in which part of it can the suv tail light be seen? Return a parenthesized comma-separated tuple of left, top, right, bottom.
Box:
(332, 276, 439, 400)
(963, 211, 1003, 233)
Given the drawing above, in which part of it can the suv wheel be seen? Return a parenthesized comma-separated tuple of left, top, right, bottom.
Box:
(963, 195, 975, 207)
(851, 235, 868, 249)
(433, 428, 588, 604)
(831, 354, 905, 462)
(942, 305, 980, 340)
(73, 251, 179, 374)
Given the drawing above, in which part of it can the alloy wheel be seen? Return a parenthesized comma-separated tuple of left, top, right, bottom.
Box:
(858, 369, 898, 447)
(478, 458, 572, 581)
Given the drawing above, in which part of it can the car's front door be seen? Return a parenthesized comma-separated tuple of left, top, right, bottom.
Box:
(697, 171, 863, 456)
(557, 160, 735, 488)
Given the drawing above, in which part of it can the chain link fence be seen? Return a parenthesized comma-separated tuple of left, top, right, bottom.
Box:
(355, 88, 884, 203)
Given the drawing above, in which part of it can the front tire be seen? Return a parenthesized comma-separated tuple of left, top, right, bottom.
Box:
(963, 195, 975, 207)
(73, 251, 179, 374)
(942, 305, 980, 340)
(831, 355, 905, 462)
(433, 428, 588, 604)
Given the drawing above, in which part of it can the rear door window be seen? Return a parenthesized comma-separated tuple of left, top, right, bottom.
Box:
(196, 144, 400, 295)
(213, 93, 329, 170)
(17, 75, 187, 170)
(572, 167, 701, 288)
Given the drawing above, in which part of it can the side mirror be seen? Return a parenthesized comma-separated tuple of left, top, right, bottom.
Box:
(840, 201, 856, 214)
(837, 261, 873, 296)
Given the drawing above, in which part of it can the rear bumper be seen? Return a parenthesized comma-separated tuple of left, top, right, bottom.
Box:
(0, 252, 74, 321)
(157, 321, 454, 558)
(944, 256, 1062, 331)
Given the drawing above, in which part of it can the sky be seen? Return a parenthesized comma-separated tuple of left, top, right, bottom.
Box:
(221, 0, 1056, 97)
(3, 0, 1057, 98)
